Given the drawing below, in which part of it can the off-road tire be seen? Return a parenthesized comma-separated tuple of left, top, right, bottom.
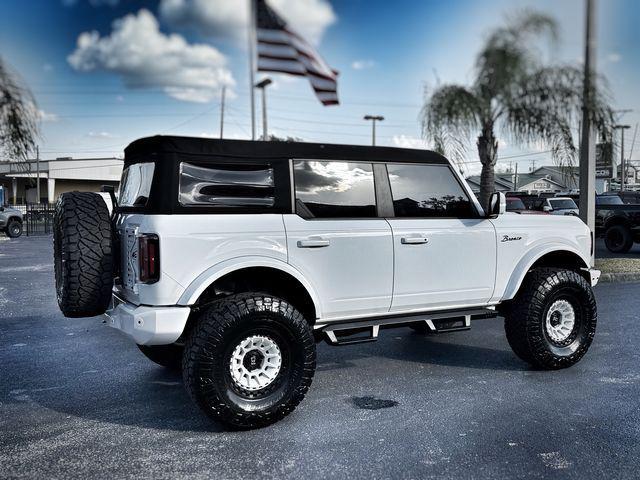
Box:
(138, 344, 183, 370)
(183, 294, 316, 429)
(54, 192, 113, 318)
(604, 224, 633, 253)
(504, 268, 597, 370)
(6, 219, 22, 238)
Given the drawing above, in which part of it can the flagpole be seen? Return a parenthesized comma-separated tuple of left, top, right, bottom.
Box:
(248, 0, 257, 140)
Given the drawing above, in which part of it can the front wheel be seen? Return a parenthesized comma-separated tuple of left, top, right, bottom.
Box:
(504, 268, 597, 370)
(6, 220, 22, 238)
(183, 294, 316, 429)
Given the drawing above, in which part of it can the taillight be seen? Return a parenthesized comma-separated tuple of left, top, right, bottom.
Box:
(138, 234, 160, 284)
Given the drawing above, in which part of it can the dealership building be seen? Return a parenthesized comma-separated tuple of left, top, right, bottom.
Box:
(0, 157, 123, 204)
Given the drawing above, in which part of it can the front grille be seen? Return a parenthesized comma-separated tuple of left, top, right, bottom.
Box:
(122, 226, 139, 293)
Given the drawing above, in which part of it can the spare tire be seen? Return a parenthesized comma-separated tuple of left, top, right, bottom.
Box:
(54, 192, 114, 318)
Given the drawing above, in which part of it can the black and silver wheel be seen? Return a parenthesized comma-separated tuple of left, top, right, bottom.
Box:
(6, 219, 22, 238)
(505, 268, 597, 370)
(183, 294, 316, 429)
(604, 224, 633, 253)
(137, 344, 183, 370)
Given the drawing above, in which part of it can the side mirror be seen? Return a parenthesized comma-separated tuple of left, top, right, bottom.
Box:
(488, 192, 506, 218)
(543, 205, 552, 212)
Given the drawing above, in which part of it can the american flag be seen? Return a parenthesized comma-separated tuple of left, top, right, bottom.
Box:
(255, 0, 339, 106)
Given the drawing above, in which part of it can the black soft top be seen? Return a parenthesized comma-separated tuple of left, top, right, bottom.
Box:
(124, 135, 449, 166)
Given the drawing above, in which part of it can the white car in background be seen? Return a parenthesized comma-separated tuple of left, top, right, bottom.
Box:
(543, 197, 579, 216)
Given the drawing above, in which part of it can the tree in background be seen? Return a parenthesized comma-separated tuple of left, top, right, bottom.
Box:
(421, 10, 613, 210)
(0, 57, 38, 166)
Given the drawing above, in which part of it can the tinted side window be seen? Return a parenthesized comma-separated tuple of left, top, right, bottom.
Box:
(387, 164, 476, 218)
(179, 162, 275, 207)
(293, 160, 376, 218)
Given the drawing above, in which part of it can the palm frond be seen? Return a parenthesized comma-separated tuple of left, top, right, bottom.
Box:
(0, 57, 38, 166)
(421, 85, 482, 165)
(476, 10, 558, 102)
(501, 65, 614, 168)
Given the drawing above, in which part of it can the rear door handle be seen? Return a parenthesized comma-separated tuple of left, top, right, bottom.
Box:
(297, 237, 330, 248)
(401, 236, 429, 245)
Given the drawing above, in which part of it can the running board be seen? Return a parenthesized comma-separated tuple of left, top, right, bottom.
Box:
(321, 308, 497, 346)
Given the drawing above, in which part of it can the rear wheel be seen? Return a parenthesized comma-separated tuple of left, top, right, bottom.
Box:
(604, 224, 633, 253)
(183, 294, 316, 429)
(504, 268, 597, 370)
(138, 344, 183, 370)
(54, 192, 113, 318)
(6, 219, 22, 238)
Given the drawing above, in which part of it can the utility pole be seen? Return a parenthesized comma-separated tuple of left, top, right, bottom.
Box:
(219, 86, 226, 139)
(627, 123, 638, 186)
(248, 0, 257, 140)
(614, 124, 630, 191)
(514, 163, 519, 191)
(255, 78, 272, 140)
(364, 115, 384, 146)
(578, 0, 597, 261)
(36, 146, 40, 204)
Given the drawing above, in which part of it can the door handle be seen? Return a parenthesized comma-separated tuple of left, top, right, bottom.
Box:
(401, 236, 429, 245)
(297, 237, 330, 248)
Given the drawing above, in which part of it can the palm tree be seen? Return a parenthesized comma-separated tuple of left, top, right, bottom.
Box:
(422, 10, 613, 210)
(0, 56, 38, 166)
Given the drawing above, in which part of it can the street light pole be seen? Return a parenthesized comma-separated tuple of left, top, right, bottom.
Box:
(36, 145, 40, 204)
(219, 86, 226, 139)
(615, 124, 631, 191)
(578, 0, 597, 262)
(255, 78, 273, 140)
(364, 115, 384, 146)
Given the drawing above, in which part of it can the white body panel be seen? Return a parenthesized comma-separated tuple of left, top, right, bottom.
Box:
(116, 214, 288, 306)
(387, 218, 496, 312)
(283, 214, 393, 320)
(489, 213, 592, 302)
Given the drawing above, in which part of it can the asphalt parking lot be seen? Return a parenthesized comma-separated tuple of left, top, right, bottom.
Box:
(1, 235, 640, 479)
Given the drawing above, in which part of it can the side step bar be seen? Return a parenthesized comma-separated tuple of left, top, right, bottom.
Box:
(321, 308, 497, 346)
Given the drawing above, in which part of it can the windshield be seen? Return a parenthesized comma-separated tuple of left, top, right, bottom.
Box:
(549, 198, 577, 210)
(119, 163, 155, 207)
(506, 198, 526, 210)
(596, 195, 623, 206)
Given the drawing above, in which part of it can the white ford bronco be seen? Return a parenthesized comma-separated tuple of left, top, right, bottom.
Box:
(53, 136, 600, 429)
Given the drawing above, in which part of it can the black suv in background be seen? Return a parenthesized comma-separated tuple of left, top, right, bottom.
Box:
(596, 194, 640, 253)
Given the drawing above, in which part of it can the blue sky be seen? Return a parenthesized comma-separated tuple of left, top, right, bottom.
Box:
(1, 0, 639, 175)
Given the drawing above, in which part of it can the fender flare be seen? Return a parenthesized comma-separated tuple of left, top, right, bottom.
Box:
(176, 255, 323, 318)
(502, 244, 590, 301)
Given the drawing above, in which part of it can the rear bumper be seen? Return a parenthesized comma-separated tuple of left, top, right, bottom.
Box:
(104, 295, 190, 346)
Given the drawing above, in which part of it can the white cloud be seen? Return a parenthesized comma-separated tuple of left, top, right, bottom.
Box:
(392, 135, 429, 150)
(37, 109, 59, 123)
(68, 9, 235, 103)
(607, 52, 621, 63)
(87, 131, 117, 139)
(160, 0, 336, 45)
(351, 60, 375, 70)
(42, 63, 54, 73)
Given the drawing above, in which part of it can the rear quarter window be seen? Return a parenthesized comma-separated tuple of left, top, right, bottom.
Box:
(179, 162, 275, 207)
